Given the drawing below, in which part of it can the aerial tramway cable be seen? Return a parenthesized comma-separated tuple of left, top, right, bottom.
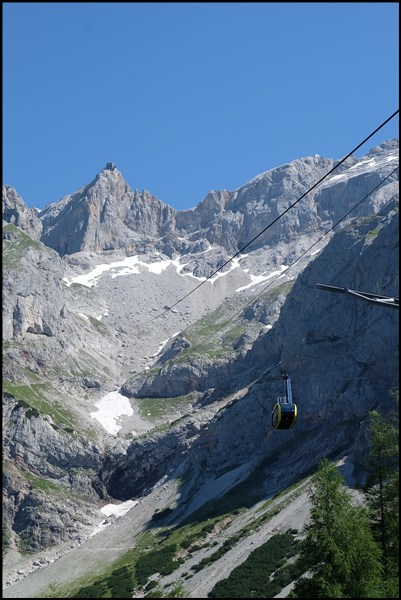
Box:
(141, 109, 399, 326)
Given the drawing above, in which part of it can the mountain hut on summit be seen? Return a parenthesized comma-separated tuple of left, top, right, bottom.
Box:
(105, 162, 116, 170)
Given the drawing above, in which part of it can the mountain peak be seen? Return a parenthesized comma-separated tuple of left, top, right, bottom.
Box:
(97, 162, 125, 183)
(102, 162, 117, 171)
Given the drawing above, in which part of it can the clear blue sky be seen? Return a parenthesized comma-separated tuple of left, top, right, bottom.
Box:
(3, 2, 399, 211)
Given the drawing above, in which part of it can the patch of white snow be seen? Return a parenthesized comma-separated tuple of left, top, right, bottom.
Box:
(90, 391, 134, 435)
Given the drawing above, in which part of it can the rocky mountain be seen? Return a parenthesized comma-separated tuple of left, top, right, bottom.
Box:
(2, 139, 399, 596)
(2, 186, 42, 240)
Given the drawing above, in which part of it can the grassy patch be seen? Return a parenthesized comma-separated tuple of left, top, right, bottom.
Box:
(88, 316, 111, 337)
(16, 536, 35, 556)
(2, 526, 11, 556)
(158, 514, 228, 551)
(262, 281, 294, 302)
(22, 470, 95, 504)
(69, 513, 239, 597)
(178, 305, 244, 358)
(24, 472, 64, 494)
(70, 565, 136, 598)
(38, 581, 66, 598)
(136, 544, 178, 585)
(221, 324, 247, 346)
(3, 381, 77, 431)
(368, 226, 381, 237)
(173, 283, 293, 361)
(62, 548, 140, 598)
(138, 395, 194, 419)
(181, 444, 313, 529)
(3, 224, 46, 269)
(208, 532, 302, 597)
(3, 340, 25, 350)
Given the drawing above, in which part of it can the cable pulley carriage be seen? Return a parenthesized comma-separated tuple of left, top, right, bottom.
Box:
(272, 373, 298, 430)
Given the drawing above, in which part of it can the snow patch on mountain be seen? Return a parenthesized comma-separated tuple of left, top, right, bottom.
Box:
(236, 265, 289, 292)
(324, 149, 398, 185)
(90, 391, 134, 435)
(89, 499, 139, 537)
(62, 253, 255, 289)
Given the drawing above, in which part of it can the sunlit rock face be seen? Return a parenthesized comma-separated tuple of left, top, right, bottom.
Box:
(34, 140, 399, 269)
(2, 185, 42, 239)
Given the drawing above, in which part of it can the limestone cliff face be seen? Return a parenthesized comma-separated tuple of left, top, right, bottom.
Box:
(2, 390, 107, 552)
(2, 186, 42, 240)
(2, 224, 120, 386)
(17, 140, 398, 270)
(3, 415, 107, 554)
(39, 166, 177, 256)
(3, 225, 66, 341)
(3, 395, 102, 478)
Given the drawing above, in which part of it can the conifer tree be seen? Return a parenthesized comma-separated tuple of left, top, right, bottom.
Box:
(291, 458, 383, 598)
(365, 401, 399, 596)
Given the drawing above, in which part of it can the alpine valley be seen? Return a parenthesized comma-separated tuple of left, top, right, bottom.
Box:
(2, 139, 399, 598)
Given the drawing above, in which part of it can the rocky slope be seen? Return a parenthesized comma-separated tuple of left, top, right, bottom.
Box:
(2, 139, 399, 596)
(2, 186, 42, 240)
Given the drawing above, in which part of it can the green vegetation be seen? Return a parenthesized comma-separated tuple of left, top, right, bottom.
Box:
(221, 323, 247, 346)
(66, 540, 182, 598)
(136, 544, 178, 585)
(175, 303, 251, 359)
(54, 472, 304, 598)
(191, 535, 243, 573)
(2, 526, 11, 556)
(183, 441, 314, 527)
(262, 280, 294, 302)
(63, 549, 139, 598)
(16, 536, 34, 556)
(67, 502, 249, 597)
(39, 581, 65, 598)
(2, 354, 44, 386)
(3, 224, 45, 269)
(3, 340, 25, 351)
(290, 400, 399, 599)
(188, 482, 307, 577)
(368, 226, 381, 237)
(45, 398, 399, 599)
(3, 381, 77, 431)
(292, 459, 383, 598)
(185, 305, 236, 344)
(164, 281, 293, 361)
(70, 565, 135, 598)
(364, 399, 399, 597)
(88, 316, 111, 337)
(145, 582, 187, 597)
(24, 472, 65, 495)
(208, 532, 302, 597)
(138, 394, 194, 420)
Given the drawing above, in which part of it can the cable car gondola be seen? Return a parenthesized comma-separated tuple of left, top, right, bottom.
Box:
(272, 374, 297, 430)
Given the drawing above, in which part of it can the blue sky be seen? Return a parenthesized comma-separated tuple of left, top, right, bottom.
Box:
(3, 2, 399, 211)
